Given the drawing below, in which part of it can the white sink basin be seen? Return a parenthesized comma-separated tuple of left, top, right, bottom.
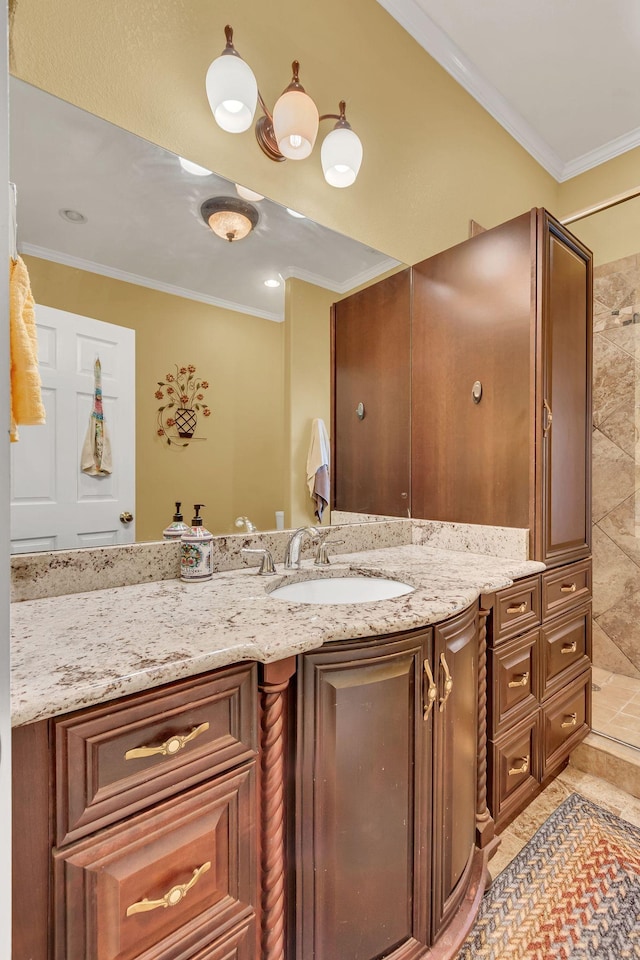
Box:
(268, 575, 415, 605)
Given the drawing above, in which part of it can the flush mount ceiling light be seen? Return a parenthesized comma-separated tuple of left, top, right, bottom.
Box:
(201, 196, 259, 242)
(205, 25, 363, 188)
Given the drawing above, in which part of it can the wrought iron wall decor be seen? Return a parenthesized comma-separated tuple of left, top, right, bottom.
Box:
(155, 364, 211, 447)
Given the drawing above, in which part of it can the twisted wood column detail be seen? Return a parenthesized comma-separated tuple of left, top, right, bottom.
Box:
(259, 659, 295, 960)
(476, 606, 495, 848)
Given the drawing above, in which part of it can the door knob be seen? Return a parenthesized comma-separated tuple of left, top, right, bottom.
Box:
(119, 511, 134, 524)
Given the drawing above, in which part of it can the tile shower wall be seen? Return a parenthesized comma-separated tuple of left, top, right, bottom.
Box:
(592, 253, 640, 679)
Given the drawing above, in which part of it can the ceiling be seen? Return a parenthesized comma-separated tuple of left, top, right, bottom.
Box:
(377, 0, 640, 181)
(10, 79, 398, 323)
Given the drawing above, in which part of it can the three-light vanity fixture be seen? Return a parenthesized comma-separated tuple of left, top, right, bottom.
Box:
(205, 25, 363, 188)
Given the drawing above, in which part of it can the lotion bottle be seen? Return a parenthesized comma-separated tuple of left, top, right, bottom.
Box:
(163, 502, 190, 540)
(180, 504, 214, 582)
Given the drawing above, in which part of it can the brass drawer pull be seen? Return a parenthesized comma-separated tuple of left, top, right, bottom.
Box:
(508, 755, 529, 776)
(439, 653, 453, 711)
(543, 398, 553, 436)
(561, 641, 578, 655)
(506, 602, 528, 615)
(423, 659, 437, 720)
(561, 713, 578, 729)
(124, 721, 210, 760)
(126, 861, 211, 916)
(508, 671, 530, 689)
(560, 583, 577, 593)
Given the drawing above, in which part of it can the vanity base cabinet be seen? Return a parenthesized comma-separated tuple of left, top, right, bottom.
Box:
(12, 664, 260, 960)
(485, 561, 592, 833)
(295, 604, 482, 960)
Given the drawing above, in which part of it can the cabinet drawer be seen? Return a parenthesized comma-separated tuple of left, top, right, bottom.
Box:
(53, 764, 257, 960)
(489, 629, 539, 737)
(489, 712, 540, 830)
(493, 576, 541, 644)
(540, 603, 591, 701)
(541, 669, 591, 778)
(55, 663, 257, 845)
(542, 559, 592, 620)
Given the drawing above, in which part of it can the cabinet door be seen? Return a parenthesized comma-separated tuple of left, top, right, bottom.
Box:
(297, 631, 432, 960)
(431, 605, 478, 939)
(411, 213, 534, 529)
(53, 765, 257, 960)
(332, 269, 411, 517)
(537, 213, 592, 566)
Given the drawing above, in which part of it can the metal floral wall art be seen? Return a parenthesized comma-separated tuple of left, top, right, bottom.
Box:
(155, 364, 211, 447)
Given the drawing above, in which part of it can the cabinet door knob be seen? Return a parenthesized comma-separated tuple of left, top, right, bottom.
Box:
(438, 653, 453, 711)
(506, 602, 527, 615)
(561, 641, 578, 655)
(508, 755, 530, 776)
(561, 713, 578, 729)
(423, 658, 437, 720)
(124, 721, 210, 760)
(508, 671, 530, 689)
(126, 861, 211, 916)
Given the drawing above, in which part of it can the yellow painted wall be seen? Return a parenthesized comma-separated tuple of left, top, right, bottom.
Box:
(284, 279, 335, 529)
(10, 0, 559, 265)
(24, 255, 285, 541)
(568, 196, 640, 267)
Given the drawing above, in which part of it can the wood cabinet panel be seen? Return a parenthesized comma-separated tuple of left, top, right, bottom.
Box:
(432, 605, 478, 938)
(489, 712, 540, 830)
(538, 217, 592, 566)
(332, 268, 412, 517)
(489, 628, 539, 737)
(493, 576, 541, 643)
(411, 213, 534, 529)
(188, 920, 256, 960)
(53, 765, 257, 960)
(55, 663, 257, 845)
(542, 670, 591, 778)
(540, 603, 591, 700)
(296, 631, 432, 960)
(541, 558, 592, 620)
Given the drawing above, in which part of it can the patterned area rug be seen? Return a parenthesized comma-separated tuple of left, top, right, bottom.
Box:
(458, 793, 640, 959)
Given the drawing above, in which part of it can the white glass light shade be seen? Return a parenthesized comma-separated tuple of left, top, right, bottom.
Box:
(206, 54, 258, 133)
(235, 184, 264, 202)
(179, 157, 212, 176)
(321, 126, 363, 188)
(272, 90, 319, 160)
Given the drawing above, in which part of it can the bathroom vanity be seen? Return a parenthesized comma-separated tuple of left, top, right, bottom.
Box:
(11, 538, 568, 960)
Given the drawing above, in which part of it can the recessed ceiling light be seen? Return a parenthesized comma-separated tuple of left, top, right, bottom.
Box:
(236, 184, 264, 202)
(58, 208, 87, 224)
(179, 157, 212, 176)
(264, 278, 281, 288)
(286, 208, 306, 219)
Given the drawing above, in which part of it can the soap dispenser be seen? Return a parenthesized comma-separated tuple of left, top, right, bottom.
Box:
(180, 504, 214, 582)
(163, 502, 190, 540)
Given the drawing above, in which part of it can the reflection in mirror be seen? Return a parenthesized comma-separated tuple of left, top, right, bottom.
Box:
(9, 78, 401, 552)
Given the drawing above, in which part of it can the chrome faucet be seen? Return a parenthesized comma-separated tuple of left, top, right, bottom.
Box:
(284, 526, 321, 569)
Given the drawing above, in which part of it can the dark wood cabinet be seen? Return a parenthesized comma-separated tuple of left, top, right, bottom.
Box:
(295, 604, 481, 960)
(485, 560, 592, 831)
(411, 209, 591, 567)
(331, 268, 412, 518)
(332, 210, 592, 570)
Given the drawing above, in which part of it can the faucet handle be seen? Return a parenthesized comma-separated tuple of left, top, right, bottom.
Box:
(241, 547, 276, 576)
(314, 539, 345, 566)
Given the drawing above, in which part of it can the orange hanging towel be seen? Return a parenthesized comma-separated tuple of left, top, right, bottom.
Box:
(9, 255, 45, 442)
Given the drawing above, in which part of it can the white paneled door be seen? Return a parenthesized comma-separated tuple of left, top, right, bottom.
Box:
(10, 304, 135, 552)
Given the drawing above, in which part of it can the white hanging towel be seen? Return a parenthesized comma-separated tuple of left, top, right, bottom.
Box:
(81, 358, 113, 476)
(306, 418, 330, 522)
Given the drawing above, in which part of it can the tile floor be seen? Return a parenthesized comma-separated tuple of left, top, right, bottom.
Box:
(591, 666, 640, 750)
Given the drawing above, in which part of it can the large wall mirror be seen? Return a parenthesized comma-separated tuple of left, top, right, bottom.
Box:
(9, 77, 402, 552)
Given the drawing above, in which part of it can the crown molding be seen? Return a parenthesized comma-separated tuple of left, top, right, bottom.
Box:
(282, 256, 401, 294)
(20, 243, 284, 323)
(559, 125, 640, 181)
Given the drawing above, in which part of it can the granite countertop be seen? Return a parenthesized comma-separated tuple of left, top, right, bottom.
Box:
(10, 544, 544, 727)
